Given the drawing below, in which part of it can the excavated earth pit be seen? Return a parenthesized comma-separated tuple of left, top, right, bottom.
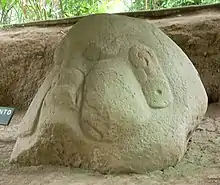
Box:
(0, 9, 220, 185)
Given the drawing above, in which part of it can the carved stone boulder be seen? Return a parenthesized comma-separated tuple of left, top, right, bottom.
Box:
(10, 14, 208, 173)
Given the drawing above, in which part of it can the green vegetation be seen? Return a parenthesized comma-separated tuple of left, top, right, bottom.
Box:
(0, 0, 220, 24)
(125, 0, 220, 11)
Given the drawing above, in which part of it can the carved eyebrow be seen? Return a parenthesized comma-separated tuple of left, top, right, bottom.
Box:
(83, 43, 101, 61)
(129, 44, 164, 77)
(83, 37, 122, 62)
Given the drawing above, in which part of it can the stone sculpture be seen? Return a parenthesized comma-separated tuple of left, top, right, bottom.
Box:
(10, 14, 208, 173)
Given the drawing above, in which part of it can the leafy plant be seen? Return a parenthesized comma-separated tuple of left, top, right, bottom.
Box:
(0, 0, 17, 24)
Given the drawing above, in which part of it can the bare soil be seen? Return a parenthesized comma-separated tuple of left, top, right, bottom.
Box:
(0, 10, 220, 185)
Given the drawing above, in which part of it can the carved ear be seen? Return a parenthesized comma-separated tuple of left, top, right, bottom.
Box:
(129, 44, 173, 109)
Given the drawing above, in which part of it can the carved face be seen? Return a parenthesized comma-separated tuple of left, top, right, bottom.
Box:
(11, 14, 207, 173)
(80, 43, 174, 143)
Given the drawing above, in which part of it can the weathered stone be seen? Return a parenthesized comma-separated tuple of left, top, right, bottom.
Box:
(10, 14, 208, 173)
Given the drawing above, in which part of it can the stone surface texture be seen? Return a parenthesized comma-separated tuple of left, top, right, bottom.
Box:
(10, 14, 208, 173)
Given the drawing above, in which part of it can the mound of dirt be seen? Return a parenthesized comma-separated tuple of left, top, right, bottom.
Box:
(0, 28, 67, 110)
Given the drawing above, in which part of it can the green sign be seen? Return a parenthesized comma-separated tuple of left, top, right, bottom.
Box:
(0, 107, 15, 126)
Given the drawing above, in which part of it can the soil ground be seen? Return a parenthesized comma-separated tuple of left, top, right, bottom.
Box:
(0, 10, 220, 185)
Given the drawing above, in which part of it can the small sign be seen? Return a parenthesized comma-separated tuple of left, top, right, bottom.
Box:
(0, 107, 15, 126)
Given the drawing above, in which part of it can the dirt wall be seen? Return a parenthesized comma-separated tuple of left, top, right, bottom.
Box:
(0, 28, 68, 109)
(163, 19, 220, 103)
(0, 18, 220, 110)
